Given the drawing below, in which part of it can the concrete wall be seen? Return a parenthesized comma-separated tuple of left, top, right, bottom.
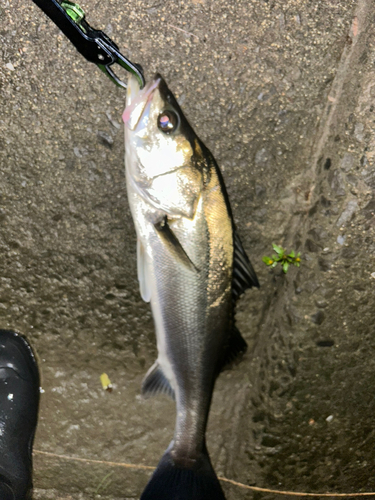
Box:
(1, 0, 375, 498)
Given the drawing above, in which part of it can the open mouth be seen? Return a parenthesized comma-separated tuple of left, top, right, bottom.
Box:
(123, 75, 161, 131)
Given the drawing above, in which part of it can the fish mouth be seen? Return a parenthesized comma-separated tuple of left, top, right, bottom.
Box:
(122, 74, 161, 131)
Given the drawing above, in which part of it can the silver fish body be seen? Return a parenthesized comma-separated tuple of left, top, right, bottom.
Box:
(123, 74, 258, 500)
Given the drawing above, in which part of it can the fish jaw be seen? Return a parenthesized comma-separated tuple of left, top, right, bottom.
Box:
(122, 75, 160, 131)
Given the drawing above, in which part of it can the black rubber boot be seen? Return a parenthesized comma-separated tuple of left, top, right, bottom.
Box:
(0, 330, 40, 500)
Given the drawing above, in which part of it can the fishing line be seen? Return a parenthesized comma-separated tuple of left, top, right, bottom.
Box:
(33, 449, 375, 497)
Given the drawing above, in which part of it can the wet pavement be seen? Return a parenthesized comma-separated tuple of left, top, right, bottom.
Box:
(1, 0, 375, 498)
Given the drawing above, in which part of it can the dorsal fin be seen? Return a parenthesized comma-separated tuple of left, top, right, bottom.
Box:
(232, 230, 259, 302)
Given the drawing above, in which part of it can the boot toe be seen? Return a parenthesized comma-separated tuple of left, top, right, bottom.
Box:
(0, 330, 40, 500)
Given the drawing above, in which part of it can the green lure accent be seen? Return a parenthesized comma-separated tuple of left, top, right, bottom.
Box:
(60, 1, 86, 32)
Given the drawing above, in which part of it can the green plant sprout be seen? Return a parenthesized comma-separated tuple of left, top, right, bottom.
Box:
(262, 244, 301, 274)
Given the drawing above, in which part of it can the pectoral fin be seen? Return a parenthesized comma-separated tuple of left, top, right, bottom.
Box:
(142, 362, 175, 400)
(154, 217, 199, 273)
(137, 238, 151, 303)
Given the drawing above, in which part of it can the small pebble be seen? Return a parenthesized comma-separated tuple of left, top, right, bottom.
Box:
(330, 170, 346, 197)
(97, 131, 114, 148)
(326, 415, 334, 423)
(105, 111, 121, 130)
(336, 200, 358, 227)
(315, 300, 328, 309)
(105, 23, 113, 36)
(340, 153, 354, 172)
(354, 123, 364, 142)
(311, 310, 325, 325)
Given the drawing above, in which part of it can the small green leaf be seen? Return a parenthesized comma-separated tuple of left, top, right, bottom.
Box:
(288, 250, 295, 258)
(282, 262, 289, 273)
(272, 243, 284, 256)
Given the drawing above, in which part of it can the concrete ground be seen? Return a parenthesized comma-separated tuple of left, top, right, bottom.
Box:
(1, 0, 375, 498)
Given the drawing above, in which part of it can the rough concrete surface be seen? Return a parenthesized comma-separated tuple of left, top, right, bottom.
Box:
(1, 0, 375, 498)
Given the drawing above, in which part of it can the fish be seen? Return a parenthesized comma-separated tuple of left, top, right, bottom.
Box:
(123, 73, 259, 500)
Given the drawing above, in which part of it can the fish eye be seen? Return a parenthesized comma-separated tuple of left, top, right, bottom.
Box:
(157, 110, 179, 133)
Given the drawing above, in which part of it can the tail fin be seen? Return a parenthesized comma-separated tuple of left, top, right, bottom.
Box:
(140, 446, 226, 500)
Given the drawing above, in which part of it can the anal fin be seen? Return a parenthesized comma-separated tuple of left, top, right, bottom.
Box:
(142, 362, 175, 400)
(220, 325, 248, 372)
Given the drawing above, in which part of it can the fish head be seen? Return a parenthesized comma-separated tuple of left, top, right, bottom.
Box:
(123, 74, 205, 218)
